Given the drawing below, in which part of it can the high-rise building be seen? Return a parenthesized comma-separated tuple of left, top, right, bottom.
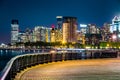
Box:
(87, 24, 100, 34)
(55, 29, 63, 42)
(85, 24, 101, 45)
(62, 17, 77, 43)
(25, 28, 34, 42)
(34, 26, 46, 42)
(103, 23, 110, 33)
(56, 16, 63, 42)
(18, 29, 34, 43)
(18, 31, 26, 43)
(46, 27, 52, 42)
(80, 24, 87, 34)
(11, 20, 19, 45)
(110, 16, 120, 33)
(110, 16, 120, 41)
(51, 27, 56, 42)
(56, 16, 63, 29)
(50, 24, 62, 42)
(76, 30, 85, 44)
(101, 23, 111, 41)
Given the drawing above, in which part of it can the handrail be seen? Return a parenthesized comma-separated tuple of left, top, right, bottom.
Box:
(0, 50, 118, 80)
(0, 55, 19, 80)
(0, 52, 49, 80)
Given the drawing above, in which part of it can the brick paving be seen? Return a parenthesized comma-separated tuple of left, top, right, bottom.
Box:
(15, 58, 120, 80)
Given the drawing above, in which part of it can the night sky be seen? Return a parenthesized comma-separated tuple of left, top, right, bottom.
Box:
(0, 0, 120, 44)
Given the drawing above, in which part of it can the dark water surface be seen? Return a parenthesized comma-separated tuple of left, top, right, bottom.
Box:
(0, 49, 40, 74)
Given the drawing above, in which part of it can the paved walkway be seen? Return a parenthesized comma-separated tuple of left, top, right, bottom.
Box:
(15, 58, 120, 80)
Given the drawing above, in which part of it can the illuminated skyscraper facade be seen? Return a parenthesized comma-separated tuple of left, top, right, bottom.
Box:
(76, 30, 85, 44)
(110, 16, 120, 33)
(87, 24, 100, 34)
(56, 16, 63, 29)
(34, 26, 46, 42)
(11, 20, 19, 45)
(80, 24, 87, 34)
(25, 28, 34, 42)
(101, 23, 111, 41)
(62, 17, 77, 43)
(110, 16, 120, 41)
(18, 31, 26, 43)
(51, 27, 56, 42)
(55, 29, 62, 42)
(46, 27, 52, 42)
(56, 16, 63, 42)
(85, 24, 101, 45)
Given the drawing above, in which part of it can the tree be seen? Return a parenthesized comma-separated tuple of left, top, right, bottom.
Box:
(100, 42, 107, 49)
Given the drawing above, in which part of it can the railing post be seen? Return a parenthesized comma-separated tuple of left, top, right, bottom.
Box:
(39, 54, 44, 64)
(26, 55, 29, 67)
(37, 55, 41, 64)
(17, 58, 21, 72)
(23, 56, 27, 69)
(20, 57, 24, 70)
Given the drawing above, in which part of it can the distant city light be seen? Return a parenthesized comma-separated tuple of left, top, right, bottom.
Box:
(62, 41, 65, 44)
(80, 24, 87, 27)
(0, 43, 7, 48)
(56, 16, 63, 18)
(85, 46, 91, 49)
(118, 34, 120, 38)
(112, 35, 117, 39)
(51, 24, 55, 28)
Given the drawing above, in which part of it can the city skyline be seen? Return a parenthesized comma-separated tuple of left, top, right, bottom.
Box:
(0, 0, 120, 44)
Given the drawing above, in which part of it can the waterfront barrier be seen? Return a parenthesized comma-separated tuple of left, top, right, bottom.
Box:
(0, 50, 118, 80)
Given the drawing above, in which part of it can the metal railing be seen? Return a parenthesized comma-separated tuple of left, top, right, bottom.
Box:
(0, 50, 118, 80)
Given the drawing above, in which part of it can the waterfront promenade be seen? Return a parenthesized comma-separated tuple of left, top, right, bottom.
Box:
(15, 58, 120, 80)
